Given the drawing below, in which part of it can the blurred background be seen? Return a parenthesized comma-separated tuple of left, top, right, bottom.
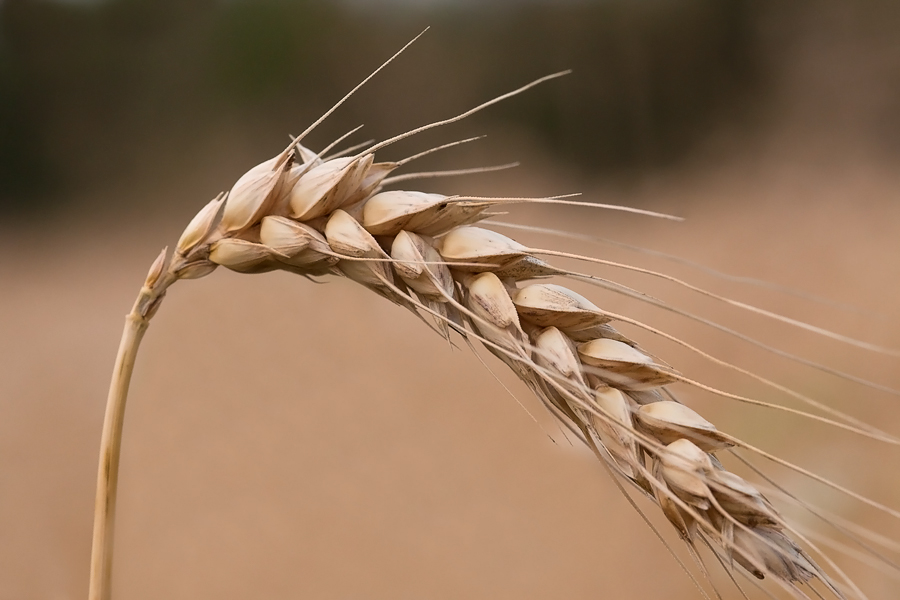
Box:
(2, 0, 900, 598)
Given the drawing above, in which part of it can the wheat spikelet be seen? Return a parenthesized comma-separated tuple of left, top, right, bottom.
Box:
(89, 32, 899, 600)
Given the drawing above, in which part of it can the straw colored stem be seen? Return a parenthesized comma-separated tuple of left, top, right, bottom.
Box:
(88, 285, 162, 600)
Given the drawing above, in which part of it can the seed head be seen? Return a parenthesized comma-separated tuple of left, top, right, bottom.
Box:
(390, 231, 454, 300)
(659, 438, 714, 510)
(219, 153, 295, 235)
(144, 247, 168, 289)
(289, 155, 374, 221)
(208, 239, 279, 274)
(636, 401, 732, 452)
(578, 338, 678, 390)
(177, 194, 226, 255)
(513, 283, 609, 329)
(438, 226, 529, 271)
(260, 216, 337, 272)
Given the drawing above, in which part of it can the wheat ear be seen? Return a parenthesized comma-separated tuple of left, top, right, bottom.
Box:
(89, 40, 897, 600)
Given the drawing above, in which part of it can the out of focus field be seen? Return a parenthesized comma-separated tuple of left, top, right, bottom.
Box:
(2, 1, 900, 599)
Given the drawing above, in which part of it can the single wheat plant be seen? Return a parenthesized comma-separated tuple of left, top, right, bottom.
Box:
(88, 31, 900, 600)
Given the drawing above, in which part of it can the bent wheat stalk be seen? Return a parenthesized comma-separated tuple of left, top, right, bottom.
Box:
(89, 35, 898, 600)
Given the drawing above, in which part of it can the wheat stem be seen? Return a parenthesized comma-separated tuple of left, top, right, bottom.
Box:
(89, 260, 172, 600)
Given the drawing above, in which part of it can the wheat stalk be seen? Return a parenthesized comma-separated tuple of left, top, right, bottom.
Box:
(88, 33, 898, 600)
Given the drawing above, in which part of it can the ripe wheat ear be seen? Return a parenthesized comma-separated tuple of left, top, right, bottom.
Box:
(88, 32, 899, 600)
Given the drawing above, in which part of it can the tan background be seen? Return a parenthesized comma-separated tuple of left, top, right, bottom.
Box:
(2, 1, 900, 598)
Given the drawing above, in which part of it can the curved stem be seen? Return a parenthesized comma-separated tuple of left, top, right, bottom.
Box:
(88, 280, 168, 600)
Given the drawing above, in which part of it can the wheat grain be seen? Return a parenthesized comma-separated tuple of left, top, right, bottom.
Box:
(88, 34, 898, 600)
